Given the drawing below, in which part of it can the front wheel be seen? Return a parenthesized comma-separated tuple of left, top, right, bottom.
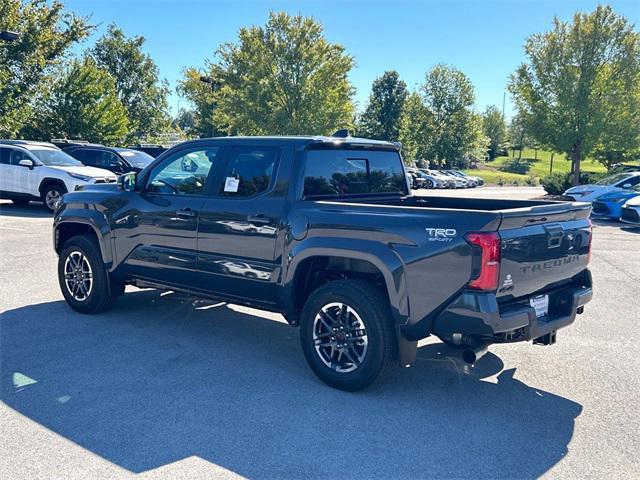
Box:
(425, 179, 434, 189)
(42, 184, 67, 212)
(300, 280, 396, 391)
(58, 235, 114, 314)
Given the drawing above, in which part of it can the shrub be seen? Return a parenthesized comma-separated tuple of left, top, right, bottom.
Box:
(541, 171, 606, 195)
(541, 172, 572, 195)
(525, 175, 538, 186)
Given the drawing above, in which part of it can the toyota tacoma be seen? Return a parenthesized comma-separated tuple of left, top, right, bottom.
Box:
(53, 135, 593, 390)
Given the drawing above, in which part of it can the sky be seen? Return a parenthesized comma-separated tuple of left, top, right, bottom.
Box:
(65, 0, 640, 119)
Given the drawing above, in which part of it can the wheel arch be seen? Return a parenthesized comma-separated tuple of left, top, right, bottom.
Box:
(281, 241, 410, 325)
(39, 177, 68, 195)
(54, 216, 113, 267)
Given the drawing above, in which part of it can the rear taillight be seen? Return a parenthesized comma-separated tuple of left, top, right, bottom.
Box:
(587, 219, 593, 264)
(465, 232, 501, 291)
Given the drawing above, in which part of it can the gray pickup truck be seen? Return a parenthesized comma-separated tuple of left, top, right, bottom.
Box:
(53, 135, 593, 390)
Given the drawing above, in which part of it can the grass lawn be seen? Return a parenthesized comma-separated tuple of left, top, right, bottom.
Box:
(462, 169, 528, 185)
(464, 148, 611, 185)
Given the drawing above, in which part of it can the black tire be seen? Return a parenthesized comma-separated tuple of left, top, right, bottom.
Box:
(58, 235, 114, 314)
(42, 183, 67, 212)
(426, 179, 434, 189)
(300, 280, 396, 391)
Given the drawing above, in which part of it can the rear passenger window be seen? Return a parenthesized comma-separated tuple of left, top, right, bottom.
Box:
(303, 149, 407, 197)
(624, 176, 640, 187)
(70, 149, 97, 166)
(221, 146, 278, 197)
(0, 148, 9, 164)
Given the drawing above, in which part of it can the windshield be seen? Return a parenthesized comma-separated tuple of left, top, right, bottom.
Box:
(29, 148, 83, 167)
(303, 149, 407, 197)
(596, 173, 631, 186)
(115, 149, 155, 168)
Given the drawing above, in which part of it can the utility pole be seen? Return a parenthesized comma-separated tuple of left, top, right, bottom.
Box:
(199, 75, 222, 138)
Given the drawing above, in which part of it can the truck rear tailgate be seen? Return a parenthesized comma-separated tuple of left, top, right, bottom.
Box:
(496, 202, 592, 302)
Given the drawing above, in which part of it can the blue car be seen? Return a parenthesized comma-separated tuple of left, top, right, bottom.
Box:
(592, 185, 640, 220)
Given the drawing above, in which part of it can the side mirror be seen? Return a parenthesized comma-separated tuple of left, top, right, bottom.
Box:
(118, 172, 137, 192)
(18, 159, 34, 169)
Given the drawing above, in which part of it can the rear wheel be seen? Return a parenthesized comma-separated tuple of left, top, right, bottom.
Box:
(42, 184, 67, 212)
(300, 280, 396, 391)
(58, 235, 114, 314)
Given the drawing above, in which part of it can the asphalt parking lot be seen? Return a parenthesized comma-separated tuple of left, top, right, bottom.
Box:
(1, 192, 639, 480)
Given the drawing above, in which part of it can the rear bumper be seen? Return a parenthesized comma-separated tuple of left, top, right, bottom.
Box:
(431, 271, 593, 344)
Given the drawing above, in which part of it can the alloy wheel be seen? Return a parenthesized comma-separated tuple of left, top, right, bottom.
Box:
(313, 302, 368, 373)
(45, 189, 61, 210)
(63, 250, 93, 301)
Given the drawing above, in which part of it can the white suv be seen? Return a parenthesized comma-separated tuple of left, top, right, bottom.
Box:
(0, 140, 117, 211)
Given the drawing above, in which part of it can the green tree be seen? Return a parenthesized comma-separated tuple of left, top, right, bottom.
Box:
(482, 105, 506, 160)
(509, 5, 640, 184)
(594, 74, 640, 168)
(357, 70, 408, 141)
(91, 24, 170, 141)
(0, 0, 92, 136)
(508, 113, 530, 160)
(173, 108, 196, 135)
(422, 64, 480, 167)
(27, 58, 129, 144)
(204, 12, 354, 135)
(398, 92, 431, 167)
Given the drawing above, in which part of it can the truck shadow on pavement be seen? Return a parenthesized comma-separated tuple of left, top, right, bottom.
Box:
(1, 289, 582, 479)
(0, 202, 51, 218)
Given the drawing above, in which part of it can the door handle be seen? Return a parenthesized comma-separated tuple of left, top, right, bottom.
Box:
(176, 208, 197, 218)
(247, 214, 271, 225)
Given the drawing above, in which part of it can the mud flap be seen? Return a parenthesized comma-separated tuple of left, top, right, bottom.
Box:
(397, 327, 418, 367)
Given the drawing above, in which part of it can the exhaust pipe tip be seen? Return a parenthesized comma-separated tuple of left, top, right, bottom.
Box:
(462, 344, 489, 364)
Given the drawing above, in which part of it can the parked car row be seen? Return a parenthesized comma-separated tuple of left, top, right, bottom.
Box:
(53, 140, 156, 174)
(406, 167, 484, 189)
(0, 139, 157, 211)
(563, 171, 640, 226)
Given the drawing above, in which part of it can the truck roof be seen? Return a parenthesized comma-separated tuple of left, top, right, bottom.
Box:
(174, 135, 401, 151)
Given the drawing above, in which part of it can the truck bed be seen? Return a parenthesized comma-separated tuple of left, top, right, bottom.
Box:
(322, 193, 576, 212)
(311, 193, 592, 318)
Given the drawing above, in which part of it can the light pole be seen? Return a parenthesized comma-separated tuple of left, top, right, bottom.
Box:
(0, 31, 20, 41)
(199, 75, 222, 138)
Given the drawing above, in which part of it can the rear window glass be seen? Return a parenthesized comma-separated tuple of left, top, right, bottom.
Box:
(303, 149, 407, 197)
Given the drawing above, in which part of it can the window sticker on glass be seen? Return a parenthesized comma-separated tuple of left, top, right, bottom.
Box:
(224, 176, 240, 192)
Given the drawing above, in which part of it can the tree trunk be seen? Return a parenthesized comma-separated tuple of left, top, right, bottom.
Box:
(571, 142, 582, 186)
(549, 152, 554, 174)
(518, 148, 522, 160)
